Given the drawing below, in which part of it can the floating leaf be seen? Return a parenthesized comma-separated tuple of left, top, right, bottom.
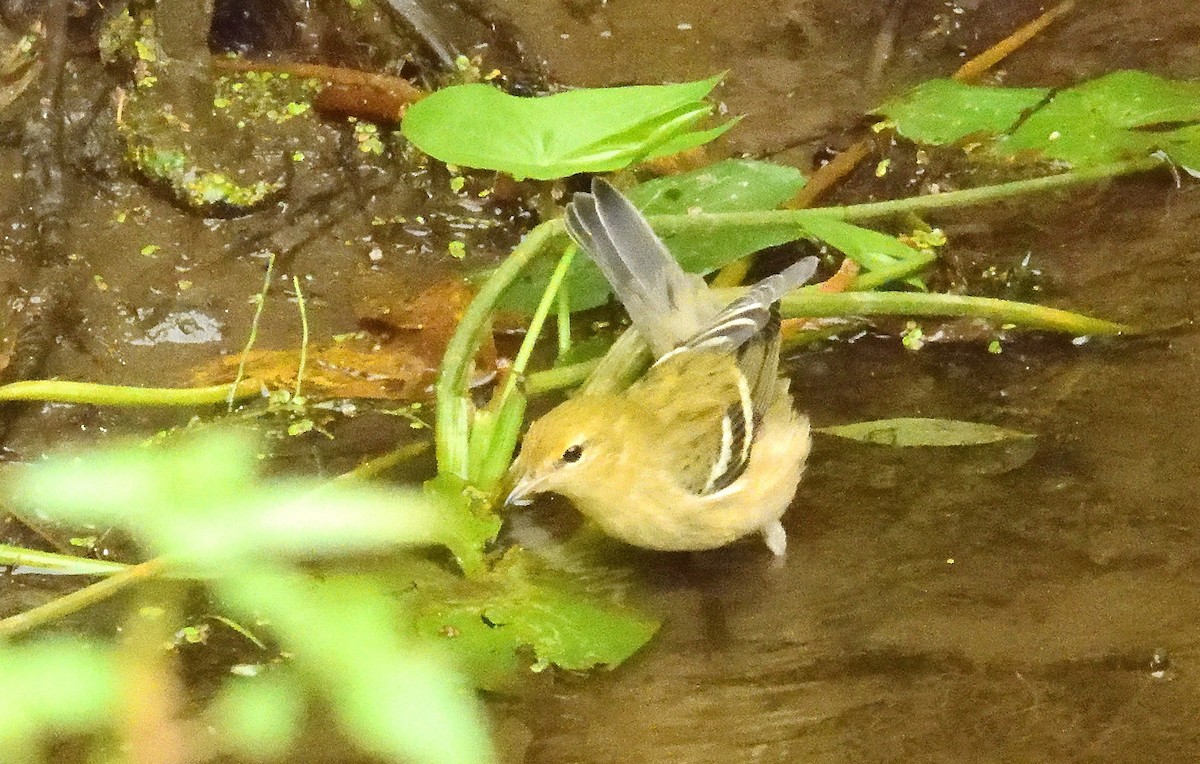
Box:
(402, 76, 729, 180)
(817, 417, 1034, 447)
(497, 159, 808, 313)
(877, 79, 1047, 145)
(1004, 71, 1200, 170)
(878, 70, 1200, 173)
(407, 549, 659, 690)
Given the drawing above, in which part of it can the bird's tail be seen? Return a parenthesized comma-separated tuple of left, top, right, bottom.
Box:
(565, 178, 710, 355)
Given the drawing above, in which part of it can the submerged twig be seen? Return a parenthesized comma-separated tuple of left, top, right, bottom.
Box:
(292, 275, 309, 400)
(0, 556, 170, 639)
(230, 253, 276, 411)
(781, 0, 1078, 213)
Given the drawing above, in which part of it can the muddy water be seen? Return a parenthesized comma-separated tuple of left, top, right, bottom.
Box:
(486, 1, 1200, 762)
(2, 0, 1199, 762)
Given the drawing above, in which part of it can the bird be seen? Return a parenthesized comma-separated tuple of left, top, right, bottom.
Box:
(505, 177, 816, 555)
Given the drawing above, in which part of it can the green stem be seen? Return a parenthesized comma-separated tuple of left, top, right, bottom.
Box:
(647, 157, 1164, 234)
(556, 284, 572, 359)
(783, 290, 1131, 335)
(0, 544, 130, 576)
(0, 379, 262, 406)
(0, 556, 169, 639)
(496, 244, 576, 408)
(849, 249, 938, 291)
(230, 252, 276, 411)
(292, 274, 309, 399)
(525, 358, 601, 396)
(435, 220, 563, 477)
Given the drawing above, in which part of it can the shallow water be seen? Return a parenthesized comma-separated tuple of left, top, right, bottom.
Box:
(3, 1, 1200, 762)
(487, 1, 1200, 761)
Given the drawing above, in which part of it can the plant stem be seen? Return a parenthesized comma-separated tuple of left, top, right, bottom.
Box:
(525, 358, 601, 396)
(783, 290, 1131, 335)
(230, 252, 276, 411)
(292, 274, 309, 399)
(496, 245, 576, 407)
(0, 556, 170, 638)
(0, 543, 130, 576)
(336, 440, 431, 481)
(649, 157, 1165, 234)
(0, 379, 262, 406)
(435, 220, 563, 477)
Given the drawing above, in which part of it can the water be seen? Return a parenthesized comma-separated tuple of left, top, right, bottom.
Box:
(3, 1, 1200, 761)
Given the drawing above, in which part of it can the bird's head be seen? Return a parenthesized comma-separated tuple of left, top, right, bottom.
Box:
(504, 395, 631, 507)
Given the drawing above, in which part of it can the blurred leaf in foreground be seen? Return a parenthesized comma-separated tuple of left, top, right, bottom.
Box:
(0, 639, 118, 764)
(8, 434, 496, 764)
(14, 432, 446, 572)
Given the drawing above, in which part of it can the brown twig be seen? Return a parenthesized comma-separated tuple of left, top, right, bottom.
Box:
(785, 0, 1077, 211)
(211, 56, 425, 123)
(711, 1, 1077, 290)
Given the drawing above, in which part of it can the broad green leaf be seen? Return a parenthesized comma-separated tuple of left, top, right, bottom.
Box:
(407, 549, 659, 688)
(877, 78, 1048, 145)
(497, 159, 808, 314)
(626, 159, 806, 212)
(1004, 71, 1200, 169)
(878, 70, 1200, 173)
(817, 417, 1034, 447)
(402, 76, 730, 180)
(483, 550, 659, 672)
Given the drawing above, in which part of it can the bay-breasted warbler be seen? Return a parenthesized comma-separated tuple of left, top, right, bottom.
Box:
(506, 178, 815, 555)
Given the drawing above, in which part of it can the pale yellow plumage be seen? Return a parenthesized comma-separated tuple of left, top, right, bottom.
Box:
(505, 178, 814, 555)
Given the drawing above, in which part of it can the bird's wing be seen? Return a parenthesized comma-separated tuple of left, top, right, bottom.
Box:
(656, 256, 816, 423)
(629, 351, 755, 494)
(665, 257, 817, 357)
(565, 178, 709, 354)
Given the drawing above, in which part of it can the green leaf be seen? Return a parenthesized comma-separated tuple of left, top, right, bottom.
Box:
(878, 70, 1200, 172)
(1004, 71, 1200, 168)
(0, 638, 119, 763)
(799, 216, 927, 288)
(216, 570, 495, 764)
(408, 549, 659, 689)
(402, 76, 730, 180)
(12, 433, 453, 571)
(877, 78, 1048, 145)
(497, 159, 808, 314)
(817, 417, 1034, 447)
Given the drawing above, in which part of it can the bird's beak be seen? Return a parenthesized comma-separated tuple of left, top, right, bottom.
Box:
(504, 472, 546, 507)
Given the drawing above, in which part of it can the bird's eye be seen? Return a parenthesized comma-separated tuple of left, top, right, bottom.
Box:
(561, 444, 584, 463)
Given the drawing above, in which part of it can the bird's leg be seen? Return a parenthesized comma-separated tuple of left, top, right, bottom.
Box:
(761, 520, 788, 557)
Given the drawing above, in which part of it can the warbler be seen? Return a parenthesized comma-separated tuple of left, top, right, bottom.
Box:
(505, 178, 816, 555)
